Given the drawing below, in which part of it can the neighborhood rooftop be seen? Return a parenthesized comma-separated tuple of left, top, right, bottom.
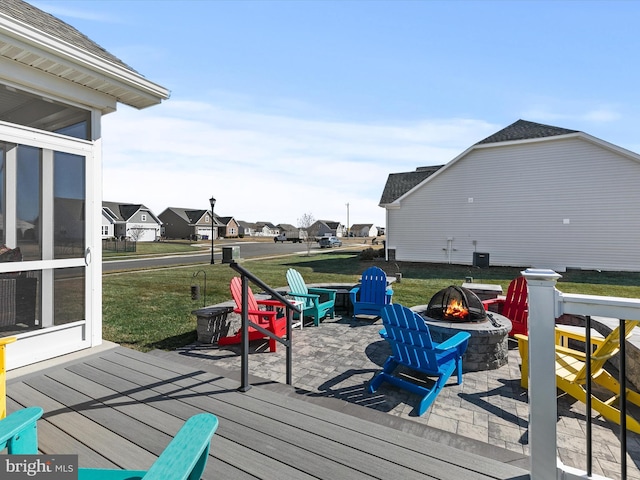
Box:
(475, 119, 579, 145)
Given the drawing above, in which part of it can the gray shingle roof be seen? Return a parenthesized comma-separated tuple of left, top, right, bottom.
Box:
(475, 119, 579, 145)
(278, 223, 297, 231)
(379, 165, 443, 205)
(1, 0, 137, 72)
(102, 202, 149, 221)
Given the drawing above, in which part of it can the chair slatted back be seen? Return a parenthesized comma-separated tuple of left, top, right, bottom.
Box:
(286, 269, 312, 309)
(230, 277, 262, 323)
(573, 320, 640, 384)
(381, 304, 444, 373)
(360, 266, 389, 305)
(502, 276, 528, 328)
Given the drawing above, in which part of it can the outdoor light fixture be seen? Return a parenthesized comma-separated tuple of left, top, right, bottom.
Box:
(209, 197, 216, 264)
(191, 270, 207, 307)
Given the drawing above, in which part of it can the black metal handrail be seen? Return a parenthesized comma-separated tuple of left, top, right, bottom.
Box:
(229, 260, 301, 392)
(584, 316, 629, 480)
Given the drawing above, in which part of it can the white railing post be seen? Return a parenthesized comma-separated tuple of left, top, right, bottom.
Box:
(522, 268, 562, 480)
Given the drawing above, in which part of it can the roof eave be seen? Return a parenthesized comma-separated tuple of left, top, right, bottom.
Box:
(475, 131, 640, 163)
(0, 14, 170, 110)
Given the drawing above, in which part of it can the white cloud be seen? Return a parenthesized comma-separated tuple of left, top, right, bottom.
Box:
(102, 102, 496, 226)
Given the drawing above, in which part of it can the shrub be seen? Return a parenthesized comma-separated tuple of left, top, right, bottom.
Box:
(359, 247, 383, 261)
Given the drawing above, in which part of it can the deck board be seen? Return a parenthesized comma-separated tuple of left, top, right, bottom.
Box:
(120, 349, 526, 479)
(6, 346, 529, 480)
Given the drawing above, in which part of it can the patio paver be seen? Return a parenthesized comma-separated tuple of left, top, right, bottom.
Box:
(161, 312, 640, 480)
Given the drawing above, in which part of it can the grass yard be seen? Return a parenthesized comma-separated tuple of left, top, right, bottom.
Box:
(103, 250, 640, 352)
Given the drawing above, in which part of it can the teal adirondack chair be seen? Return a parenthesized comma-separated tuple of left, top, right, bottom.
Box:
(350, 266, 393, 318)
(78, 413, 219, 480)
(369, 304, 470, 415)
(0, 406, 43, 453)
(286, 269, 336, 327)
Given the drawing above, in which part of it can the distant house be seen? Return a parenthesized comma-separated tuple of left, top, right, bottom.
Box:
(101, 206, 117, 239)
(311, 220, 344, 237)
(102, 202, 162, 242)
(237, 221, 257, 237)
(380, 119, 640, 272)
(254, 222, 279, 236)
(350, 224, 377, 237)
(159, 207, 222, 240)
(277, 223, 297, 233)
(216, 216, 239, 238)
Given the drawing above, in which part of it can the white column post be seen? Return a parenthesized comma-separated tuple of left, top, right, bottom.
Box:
(522, 268, 562, 480)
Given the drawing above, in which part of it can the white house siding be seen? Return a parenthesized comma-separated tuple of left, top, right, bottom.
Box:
(101, 213, 114, 238)
(388, 136, 640, 271)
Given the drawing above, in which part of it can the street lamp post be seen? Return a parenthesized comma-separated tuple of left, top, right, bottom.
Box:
(209, 196, 216, 264)
(346, 202, 350, 237)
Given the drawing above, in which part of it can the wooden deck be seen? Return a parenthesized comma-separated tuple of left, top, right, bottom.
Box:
(6, 345, 529, 479)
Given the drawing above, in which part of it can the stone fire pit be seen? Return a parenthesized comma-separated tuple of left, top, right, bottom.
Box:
(411, 305, 512, 371)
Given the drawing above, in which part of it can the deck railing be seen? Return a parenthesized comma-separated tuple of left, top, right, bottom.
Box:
(229, 261, 301, 391)
(525, 269, 640, 480)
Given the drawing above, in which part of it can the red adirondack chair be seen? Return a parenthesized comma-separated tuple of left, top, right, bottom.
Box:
(218, 277, 286, 352)
(482, 276, 528, 337)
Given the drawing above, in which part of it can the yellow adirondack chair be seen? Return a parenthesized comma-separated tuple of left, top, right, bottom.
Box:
(0, 337, 16, 419)
(516, 321, 640, 433)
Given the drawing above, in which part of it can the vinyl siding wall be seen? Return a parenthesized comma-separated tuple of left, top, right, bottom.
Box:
(388, 137, 640, 271)
(159, 210, 191, 239)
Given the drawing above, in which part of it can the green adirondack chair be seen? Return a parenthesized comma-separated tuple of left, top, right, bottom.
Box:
(78, 413, 219, 480)
(286, 269, 336, 327)
(0, 406, 43, 454)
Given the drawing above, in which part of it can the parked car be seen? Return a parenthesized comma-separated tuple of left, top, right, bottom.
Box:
(319, 236, 342, 248)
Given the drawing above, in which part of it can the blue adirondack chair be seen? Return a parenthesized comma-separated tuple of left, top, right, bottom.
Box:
(369, 304, 471, 415)
(286, 269, 336, 326)
(78, 413, 218, 480)
(0, 406, 43, 453)
(350, 266, 393, 317)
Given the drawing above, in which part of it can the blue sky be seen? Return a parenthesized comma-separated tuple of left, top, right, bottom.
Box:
(34, 0, 640, 227)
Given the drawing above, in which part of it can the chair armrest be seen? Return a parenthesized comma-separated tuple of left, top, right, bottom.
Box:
(554, 344, 588, 360)
(0, 407, 43, 453)
(235, 307, 277, 320)
(434, 332, 471, 352)
(247, 309, 276, 318)
(308, 287, 337, 299)
(554, 326, 605, 347)
(286, 291, 319, 300)
(482, 297, 505, 309)
(287, 292, 320, 300)
(349, 287, 360, 296)
(256, 299, 285, 309)
(79, 469, 147, 480)
(80, 413, 219, 480)
(385, 287, 393, 296)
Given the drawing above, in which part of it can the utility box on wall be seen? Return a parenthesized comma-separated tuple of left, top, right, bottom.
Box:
(473, 252, 490, 268)
(222, 246, 240, 263)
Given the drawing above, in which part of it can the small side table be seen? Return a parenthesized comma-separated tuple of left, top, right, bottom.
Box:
(287, 299, 305, 329)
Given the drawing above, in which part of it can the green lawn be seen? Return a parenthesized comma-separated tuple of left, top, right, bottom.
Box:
(103, 250, 640, 352)
(103, 240, 209, 257)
